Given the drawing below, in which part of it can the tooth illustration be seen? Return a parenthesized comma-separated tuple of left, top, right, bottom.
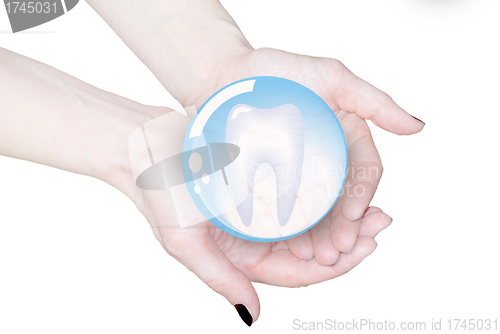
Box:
(225, 104, 305, 227)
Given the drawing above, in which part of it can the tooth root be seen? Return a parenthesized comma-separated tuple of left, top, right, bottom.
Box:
(237, 193, 254, 227)
(277, 196, 296, 227)
(234, 157, 257, 227)
(275, 163, 302, 227)
(225, 146, 253, 227)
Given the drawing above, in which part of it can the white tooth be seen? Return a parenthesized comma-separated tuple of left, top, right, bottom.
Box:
(225, 103, 304, 227)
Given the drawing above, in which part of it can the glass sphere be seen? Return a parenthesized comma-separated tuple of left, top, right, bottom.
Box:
(182, 76, 347, 242)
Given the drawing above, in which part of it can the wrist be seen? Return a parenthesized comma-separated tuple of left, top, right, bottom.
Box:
(156, 17, 253, 107)
(89, 100, 152, 197)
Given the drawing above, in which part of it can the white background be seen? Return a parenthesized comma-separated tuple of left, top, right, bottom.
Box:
(1, 0, 499, 333)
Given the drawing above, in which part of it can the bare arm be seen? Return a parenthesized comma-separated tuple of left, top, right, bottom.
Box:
(0, 47, 151, 187)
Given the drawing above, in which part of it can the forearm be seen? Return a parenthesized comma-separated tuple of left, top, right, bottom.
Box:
(0, 47, 145, 185)
(86, 0, 252, 106)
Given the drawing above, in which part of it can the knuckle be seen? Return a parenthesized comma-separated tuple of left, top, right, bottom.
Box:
(329, 58, 346, 71)
(205, 277, 227, 295)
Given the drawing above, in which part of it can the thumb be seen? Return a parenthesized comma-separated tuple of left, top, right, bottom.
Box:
(166, 229, 260, 326)
(327, 59, 425, 135)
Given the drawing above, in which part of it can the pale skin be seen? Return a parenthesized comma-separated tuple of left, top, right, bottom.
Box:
(0, 0, 424, 326)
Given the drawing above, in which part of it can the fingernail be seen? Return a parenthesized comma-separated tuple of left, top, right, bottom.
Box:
(329, 256, 340, 266)
(411, 115, 425, 125)
(343, 242, 356, 255)
(305, 255, 315, 261)
(234, 304, 253, 327)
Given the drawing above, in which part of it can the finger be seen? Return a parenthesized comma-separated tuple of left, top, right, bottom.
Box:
(361, 206, 382, 218)
(358, 207, 393, 238)
(310, 213, 340, 266)
(328, 59, 425, 135)
(311, 206, 387, 266)
(164, 227, 260, 326)
(320, 115, 379, 253)
(327, 236, 377, 277)
(340, 114, 383, 222)
(285, 230, 314, 260)
(249, 236, 377, 287)
(329, 200, 362, 253)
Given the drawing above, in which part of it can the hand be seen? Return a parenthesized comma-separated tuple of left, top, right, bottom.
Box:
(85, 1, 424, 325)
(115, 47, 423, 324)
(184, 46, 424, 259)
(0, 42, 405, 328)
(127, 47, 423, 325)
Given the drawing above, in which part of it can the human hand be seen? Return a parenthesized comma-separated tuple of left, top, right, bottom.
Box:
(114, 51, 416, 320)
(181, 46, 424, 259)
(86, 0, 424, 325)
(134, 47, 423, 325)
(0, 44, 397, 328)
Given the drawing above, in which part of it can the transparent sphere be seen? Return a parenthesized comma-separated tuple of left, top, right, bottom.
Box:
(182, 76, 347, 242)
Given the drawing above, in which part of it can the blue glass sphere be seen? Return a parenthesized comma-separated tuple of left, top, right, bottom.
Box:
(182, 76, 347, 242)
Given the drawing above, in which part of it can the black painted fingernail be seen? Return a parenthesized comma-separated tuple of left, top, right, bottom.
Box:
(411, 115, 425, 125)
(234, 304, 253, 326)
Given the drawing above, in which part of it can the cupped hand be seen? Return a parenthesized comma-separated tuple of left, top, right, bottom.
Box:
(121, 47, 423, 325)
